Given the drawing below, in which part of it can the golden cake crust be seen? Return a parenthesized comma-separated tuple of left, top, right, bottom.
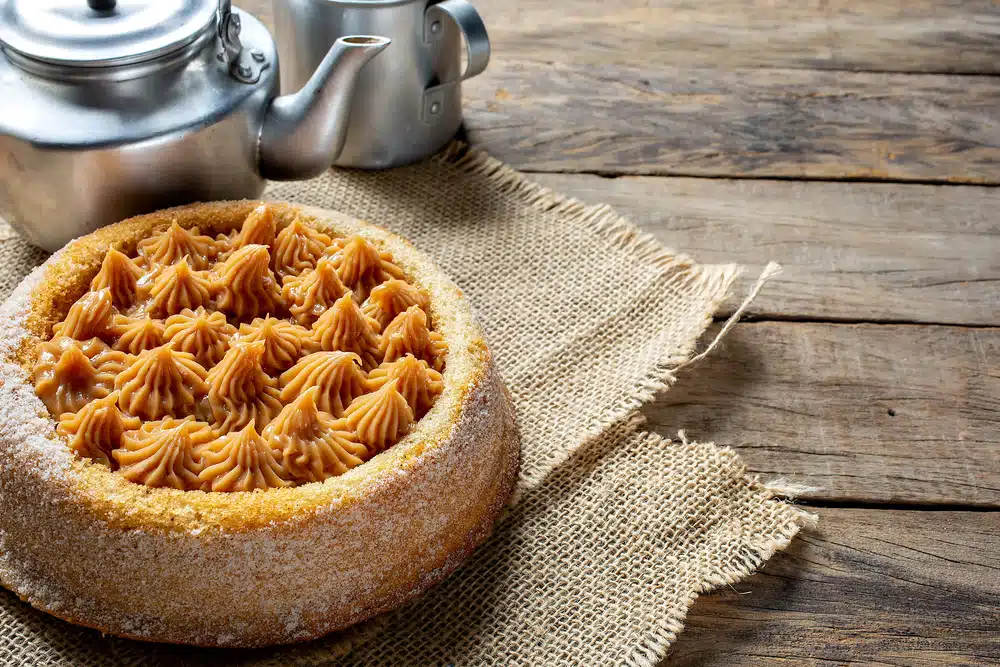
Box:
(0, 201, 520, 647)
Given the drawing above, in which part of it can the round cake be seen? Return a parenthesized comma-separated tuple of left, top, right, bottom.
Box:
(0, 201, 519, 647)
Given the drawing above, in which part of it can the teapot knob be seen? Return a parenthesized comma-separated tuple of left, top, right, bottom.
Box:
(87, 0, 117, 11)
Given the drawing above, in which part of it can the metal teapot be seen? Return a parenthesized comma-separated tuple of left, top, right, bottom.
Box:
(0, 0, 390, 251)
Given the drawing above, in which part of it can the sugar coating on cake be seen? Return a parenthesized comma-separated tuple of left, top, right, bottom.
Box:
(30, 204, 448, 492)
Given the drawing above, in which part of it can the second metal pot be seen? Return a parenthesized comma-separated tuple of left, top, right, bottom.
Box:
(273, 0, 489, 169)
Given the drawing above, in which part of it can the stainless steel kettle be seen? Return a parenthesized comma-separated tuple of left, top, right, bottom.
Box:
(0, 0, 390, 251)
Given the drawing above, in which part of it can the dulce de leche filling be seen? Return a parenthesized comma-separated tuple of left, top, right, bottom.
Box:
(32, 205, 447, 492)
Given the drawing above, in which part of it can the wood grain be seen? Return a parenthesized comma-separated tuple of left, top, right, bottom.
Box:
(646, 322, 1000, 507)
(473, 0, 1000, 75)
(666, 508, 1000, 666)
(463, 60, 1000, 182)
(530, 174, 1000, 326)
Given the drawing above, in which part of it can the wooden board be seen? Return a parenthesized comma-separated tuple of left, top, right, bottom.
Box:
(474, 0, 1000, 75)
(665, 508, 1000, 666)
(529, 174, 1000, 326)
(463, 60, 1000, 183)
(646, 322, 1000, 507)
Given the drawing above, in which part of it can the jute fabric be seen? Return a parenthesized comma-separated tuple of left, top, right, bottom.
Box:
(0, 144, 810, 666)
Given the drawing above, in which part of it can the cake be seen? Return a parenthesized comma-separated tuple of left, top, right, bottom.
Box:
(0, 201, 519, 647)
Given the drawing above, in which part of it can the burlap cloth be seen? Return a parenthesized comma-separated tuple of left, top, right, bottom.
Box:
(0, 144, 811, 666)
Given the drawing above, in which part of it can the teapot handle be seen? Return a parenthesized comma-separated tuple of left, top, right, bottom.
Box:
(424, 0, 490, 81)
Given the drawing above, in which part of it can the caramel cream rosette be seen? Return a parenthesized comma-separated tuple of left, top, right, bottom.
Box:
(362, 279, 430, 330)
(310, 291, 382, 370)
(90, 248, 144, 309)
(33, 337, 127, 416)
(262, 387, 369, 483)
(197, 420, 291, 492)
(114, 345, 209, 420)
(137, 221, 217, 270)
(279, 351, 367, 417)
(53, 288, 117, 341)
(380, 305, 448, 371)
(272, 216, 331, 279)
(5, 201, 518, 648)
(215, 244, 283, 320)
(237, 316, 310, 373)
(366, 354, 444, 417)
(281, 257, 349, 326)
(111, 315, 165, 354)
(140, 257, 215, 317)
(203, 340, 283, 433)
(326, 234, 404, 303)
(342, 378, 414, 454)
(57, 391, 140, 466)
(113, 417, 215, 490)
(163, 307, 236, 368)
(230, 203, 276, 252)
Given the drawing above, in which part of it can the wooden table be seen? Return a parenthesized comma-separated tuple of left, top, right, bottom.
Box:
(250, 1, 1000, 663)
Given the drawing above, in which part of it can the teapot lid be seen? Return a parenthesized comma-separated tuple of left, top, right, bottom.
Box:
(0, 0, 217, 68)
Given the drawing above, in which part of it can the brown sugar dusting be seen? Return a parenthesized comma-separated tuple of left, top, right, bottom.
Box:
(30, 203, 448, 492)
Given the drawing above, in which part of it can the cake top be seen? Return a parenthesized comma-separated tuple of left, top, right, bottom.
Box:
(32, 204, 447, 492)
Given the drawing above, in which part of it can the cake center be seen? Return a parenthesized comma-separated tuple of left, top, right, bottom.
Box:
(32, 205, 447, 492)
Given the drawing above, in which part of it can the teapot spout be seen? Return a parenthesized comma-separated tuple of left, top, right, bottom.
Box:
(258, 36, 390, 180)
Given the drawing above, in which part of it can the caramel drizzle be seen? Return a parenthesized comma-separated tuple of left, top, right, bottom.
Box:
(113, 417, 214, 490)
(279, 351, 367, 417)
(114, 345, 209, 420)
(281, 257, 349, 327)
(362, 280, 430, 330)
(204, 340, 282, 433)
(58, 390, 140, 466)
(215, 244, 283, 320)
(366, 354, 443, 417)
(379, 305, 447, 371)
(53, 288, 117, 341)
(310, 292, 382, 370)
(262, 387, 368, 483)
(34, 337, 127, 416)
(198, 420, 291, 492)
(163, 307, 236, 368)
(237, 316, 309, 373)
(342, 379, 414, 454)
(90, 248, 143, 309)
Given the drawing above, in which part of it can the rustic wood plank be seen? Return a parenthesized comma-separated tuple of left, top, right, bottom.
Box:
(529, 174, 1000, 326)
(474, 0, 1000, 75)
(463, 60, 1000, 182)
(246, 0, 1000, 75)
(666, 508, 1000, 666)
(645, 322, 1000, 507)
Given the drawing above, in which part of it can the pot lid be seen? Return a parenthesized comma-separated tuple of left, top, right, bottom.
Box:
(0, 0, 218, 68)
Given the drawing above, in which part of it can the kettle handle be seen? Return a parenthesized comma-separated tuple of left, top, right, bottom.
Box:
(424, 0, 490, 81)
